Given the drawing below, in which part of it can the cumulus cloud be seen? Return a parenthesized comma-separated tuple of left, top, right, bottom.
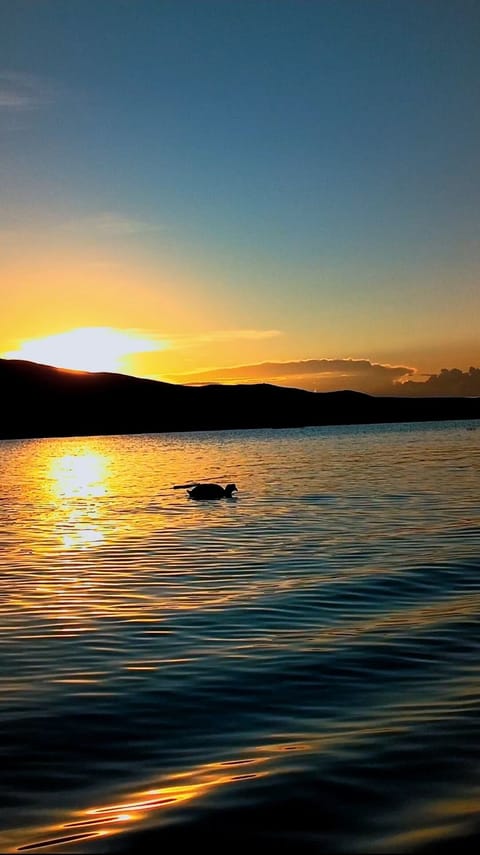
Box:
(398, 367, 480, 397)
(0, 71, 54, 110)
(166, 358, 416, 393)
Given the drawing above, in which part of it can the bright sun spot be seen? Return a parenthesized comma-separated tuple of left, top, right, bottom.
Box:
(1, 327, 165, 373)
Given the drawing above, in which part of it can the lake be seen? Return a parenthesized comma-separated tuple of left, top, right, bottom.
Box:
(1, 421, 480, 853)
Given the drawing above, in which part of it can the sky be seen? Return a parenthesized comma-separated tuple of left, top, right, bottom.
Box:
(1, 0, 480, 395)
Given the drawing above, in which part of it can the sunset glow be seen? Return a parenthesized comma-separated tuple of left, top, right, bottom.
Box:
(2, 4, 480, 854)
(1, 1, 480, 391)
(2, 327, 165, 374)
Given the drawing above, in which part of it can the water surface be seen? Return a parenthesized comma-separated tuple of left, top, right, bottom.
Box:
(1, 422, 480, 852)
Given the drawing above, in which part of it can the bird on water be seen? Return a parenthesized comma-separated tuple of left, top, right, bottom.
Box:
(173, 482, 238, 500)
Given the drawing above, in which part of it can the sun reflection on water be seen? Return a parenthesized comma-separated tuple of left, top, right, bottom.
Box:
(45, 451, 110, 550)
(48, 453, 109, 499)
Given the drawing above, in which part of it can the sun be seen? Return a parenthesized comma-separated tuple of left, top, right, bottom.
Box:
(1, 327, 164, 373)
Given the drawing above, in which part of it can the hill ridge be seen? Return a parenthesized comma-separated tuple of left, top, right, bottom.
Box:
(1, 358, 478, 440)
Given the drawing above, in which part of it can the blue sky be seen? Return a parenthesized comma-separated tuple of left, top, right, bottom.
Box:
(1, 0, 480, 392)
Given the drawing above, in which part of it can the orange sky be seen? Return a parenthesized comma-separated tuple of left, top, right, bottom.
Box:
(1, 234, 479, 395)
(2, 2, 480, 396)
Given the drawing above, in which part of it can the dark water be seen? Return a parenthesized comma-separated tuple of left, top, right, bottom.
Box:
(1, 421, 480, 852)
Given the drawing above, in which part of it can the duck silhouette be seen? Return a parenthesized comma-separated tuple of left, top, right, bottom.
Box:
(173, 482, 238, 500)
(188, 483, 238, 500)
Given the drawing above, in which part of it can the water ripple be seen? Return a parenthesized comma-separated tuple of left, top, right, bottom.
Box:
(1, 422, 480, 852)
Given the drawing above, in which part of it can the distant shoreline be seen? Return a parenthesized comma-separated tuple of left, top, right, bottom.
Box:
(2, 417, 479, 443)
(1, 357, 479, 442)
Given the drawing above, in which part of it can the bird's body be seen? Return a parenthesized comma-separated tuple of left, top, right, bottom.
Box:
(187, 483, 238, 500)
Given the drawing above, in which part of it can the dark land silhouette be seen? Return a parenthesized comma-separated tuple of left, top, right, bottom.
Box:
(1, 357, 479, 441)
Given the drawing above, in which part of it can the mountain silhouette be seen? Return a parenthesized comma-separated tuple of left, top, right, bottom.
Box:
(1, 358, 479, 440)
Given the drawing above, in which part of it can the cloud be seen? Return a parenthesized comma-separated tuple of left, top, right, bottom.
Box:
(0, 71, 54, 110)
(128, 329, 281, 354)
(166, 359, 480, 396)
(398, 367, 480, 397)
(166, 358, 415, 393)
(64, 211, 163, 236)
(171, 329, 282, 347)
(123, 329, 283, 376)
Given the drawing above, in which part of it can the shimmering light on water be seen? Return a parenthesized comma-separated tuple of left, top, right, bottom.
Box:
(1, 422, 480, 852)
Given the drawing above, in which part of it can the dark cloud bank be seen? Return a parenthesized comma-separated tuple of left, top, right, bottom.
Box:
(399, 367, 480, 397)
(168, 360, 480, 397)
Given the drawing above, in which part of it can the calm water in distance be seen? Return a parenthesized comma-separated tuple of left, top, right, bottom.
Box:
(1, 421, 480, 853)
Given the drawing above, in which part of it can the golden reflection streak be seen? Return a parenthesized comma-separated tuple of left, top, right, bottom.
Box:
(17, 831, 109, 851)
(12, 754, 272, 853)
(9, 720, 419, 852)
(12, 691, 479, 854)
(8, 723, 417, 852)
(368, 822, 465, 852)
(0, 445, 127, 640)
(368, 786, 480, 852)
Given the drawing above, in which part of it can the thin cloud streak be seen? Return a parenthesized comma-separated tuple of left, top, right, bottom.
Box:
(124, 330, 283, 376)
(128, 329, 282, 357)
(170, 329, 282, 347)
(0, 71, 54, 110)
(63, 212, 164, 236)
